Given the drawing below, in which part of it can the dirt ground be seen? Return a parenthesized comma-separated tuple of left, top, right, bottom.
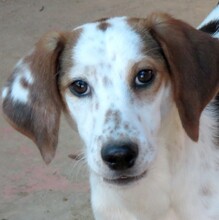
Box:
(0, 0, 217, 219)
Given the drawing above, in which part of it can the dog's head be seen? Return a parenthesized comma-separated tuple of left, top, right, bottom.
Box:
(2, 13, 219, 184)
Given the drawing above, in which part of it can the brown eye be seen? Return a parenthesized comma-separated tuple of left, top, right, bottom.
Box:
(135, 69, 155, 87)
(69, 80, 91, 97)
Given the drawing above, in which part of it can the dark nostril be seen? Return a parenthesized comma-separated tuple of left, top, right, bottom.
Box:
(101, 143, 139, 171)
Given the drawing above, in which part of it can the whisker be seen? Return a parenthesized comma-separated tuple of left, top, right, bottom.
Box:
(68, 151, 88, 179)
(68, 152, 84, 161)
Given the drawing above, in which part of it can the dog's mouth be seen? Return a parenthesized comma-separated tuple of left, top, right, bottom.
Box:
(103, 170, 147, 185)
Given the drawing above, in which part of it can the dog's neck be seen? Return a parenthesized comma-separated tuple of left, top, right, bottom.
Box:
(157, 101, 219, 218)
(162, 102, 217, 174)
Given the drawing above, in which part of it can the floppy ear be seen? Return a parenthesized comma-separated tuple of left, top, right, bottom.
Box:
(2, 32, 70, 164)
(146, 13, 219, 141)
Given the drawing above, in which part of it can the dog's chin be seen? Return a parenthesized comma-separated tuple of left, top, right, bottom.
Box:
(103, 170, 147, 186)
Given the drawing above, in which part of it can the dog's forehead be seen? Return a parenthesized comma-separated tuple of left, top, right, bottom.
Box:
(72, 17, 152, 66)
(60, 17, 162, 87)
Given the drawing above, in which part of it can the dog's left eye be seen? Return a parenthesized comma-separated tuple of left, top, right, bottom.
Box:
(69, 80, 91, 97)
(135, 69, 155, 87)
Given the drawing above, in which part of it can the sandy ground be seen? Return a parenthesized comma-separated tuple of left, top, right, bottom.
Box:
(0, 0, 217, 219)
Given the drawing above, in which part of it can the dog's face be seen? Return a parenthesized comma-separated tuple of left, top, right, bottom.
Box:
(2, 13, 219, 185)
(60, 17, 171, 183)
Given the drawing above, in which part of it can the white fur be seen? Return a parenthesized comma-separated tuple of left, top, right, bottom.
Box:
(213, 31, 219, 38)
(10, 61, 33, 103)
(23, 66, 34, 84)
(62, 16, 219, 220)
(2, 87, 9, 100)
(198, 4, 219, 28)
(11, 77, 28, 103)
(198, 4, 219, 39)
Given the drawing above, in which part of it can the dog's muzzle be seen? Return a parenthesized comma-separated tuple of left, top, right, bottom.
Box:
(100, 142, 147, 185)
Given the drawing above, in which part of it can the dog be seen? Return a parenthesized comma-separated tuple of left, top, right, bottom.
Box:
(2, 3, 219, 220)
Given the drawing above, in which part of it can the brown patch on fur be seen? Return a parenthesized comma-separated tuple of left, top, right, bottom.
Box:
(128, 18, 163, 59)
(127, 17, 170, 102)
(59, 29, 82, 89)
(98, 21, 111, 31)
(128, 56, 169, 101)
(20, 77, 29, 88)
(57, 29, 83, 115)
(2, 100, 36, 142)
(145, 12, 219, 141)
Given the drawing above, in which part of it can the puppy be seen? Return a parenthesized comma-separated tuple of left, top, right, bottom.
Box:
(2, 8, 219, 220)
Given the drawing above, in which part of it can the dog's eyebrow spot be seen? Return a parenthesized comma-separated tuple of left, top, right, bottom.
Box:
(97, 21, 111, 31)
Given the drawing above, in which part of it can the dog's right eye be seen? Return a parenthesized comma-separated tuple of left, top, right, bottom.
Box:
(69, 80, 91, 97)
(134, 69, 155, 87)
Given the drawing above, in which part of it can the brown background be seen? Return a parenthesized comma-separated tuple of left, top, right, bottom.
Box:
(0, 0, 217, 219)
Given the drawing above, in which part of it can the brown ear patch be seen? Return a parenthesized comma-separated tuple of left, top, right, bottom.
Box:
(2, 31, 72, 164)
(146, 13, 219, 141)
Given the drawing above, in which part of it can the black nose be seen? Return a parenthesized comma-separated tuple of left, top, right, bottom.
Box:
(101, 143, 139, 171)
